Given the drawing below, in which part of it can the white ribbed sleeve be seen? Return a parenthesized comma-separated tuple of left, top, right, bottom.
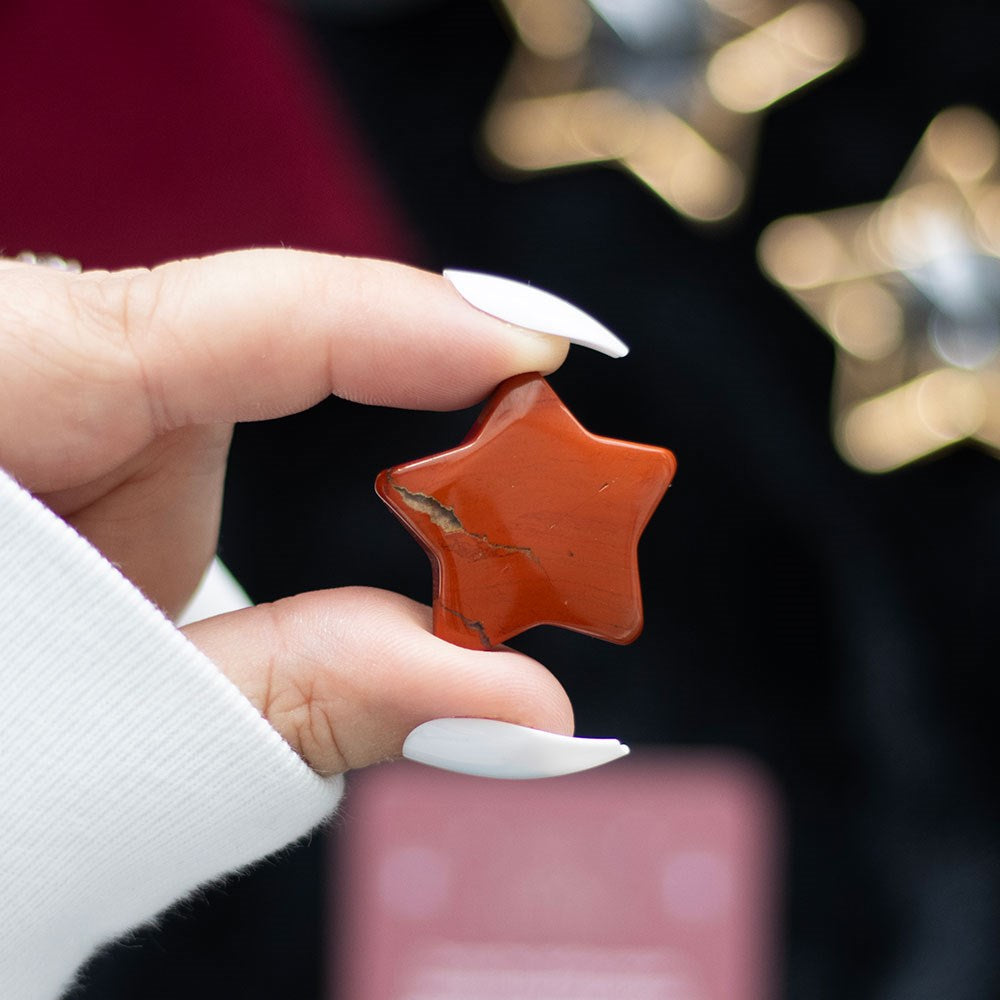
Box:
(0, 470, 345, 1000)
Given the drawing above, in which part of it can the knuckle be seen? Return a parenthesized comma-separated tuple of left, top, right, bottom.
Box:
(74, 266, 175, 430)
(260, 600, 350, 774)
(62, 268, 150, 344)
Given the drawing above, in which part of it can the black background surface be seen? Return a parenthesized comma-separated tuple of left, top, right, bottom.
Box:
(72, 2, 1000, 998)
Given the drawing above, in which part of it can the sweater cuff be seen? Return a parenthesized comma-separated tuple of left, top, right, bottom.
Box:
(0, 470, 344, 1000)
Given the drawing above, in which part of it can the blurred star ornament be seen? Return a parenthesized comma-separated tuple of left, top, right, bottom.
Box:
(483, 0, 861, 221)
(759, 107, 1000, 472)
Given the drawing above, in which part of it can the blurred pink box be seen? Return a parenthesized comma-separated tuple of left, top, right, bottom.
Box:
(331, 751, 781, 1000)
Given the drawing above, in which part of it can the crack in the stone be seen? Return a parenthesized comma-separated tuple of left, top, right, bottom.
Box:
(442, 605, 492, 649)
(388, 474, 464, 533)
(469, 534, 539, 563)
(388, 473, 538, 563)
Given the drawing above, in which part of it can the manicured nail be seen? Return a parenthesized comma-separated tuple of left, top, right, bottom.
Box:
(444, 269, 629, 358)
(402, 718, 629, 779)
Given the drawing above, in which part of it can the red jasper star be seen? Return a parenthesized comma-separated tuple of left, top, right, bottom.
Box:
(376, 373, 676, 650)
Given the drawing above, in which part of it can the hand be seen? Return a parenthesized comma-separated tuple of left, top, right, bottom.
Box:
(0, 249, 575, 774)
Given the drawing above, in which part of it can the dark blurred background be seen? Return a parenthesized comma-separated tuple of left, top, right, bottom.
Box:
(3, 0, 996, 997)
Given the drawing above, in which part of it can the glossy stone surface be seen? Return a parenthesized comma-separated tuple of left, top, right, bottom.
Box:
(376, 373, 676, 650)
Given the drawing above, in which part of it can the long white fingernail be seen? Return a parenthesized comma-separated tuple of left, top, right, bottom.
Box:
(402, 718, 629, 779)
(444, 270, 629, 359)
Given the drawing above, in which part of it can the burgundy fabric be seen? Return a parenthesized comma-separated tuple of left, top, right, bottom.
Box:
(0, 0, 411, 269)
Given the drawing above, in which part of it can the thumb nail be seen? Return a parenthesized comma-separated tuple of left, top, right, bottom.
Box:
(402, 717, 629, 779)
(444, 270, 629, 359)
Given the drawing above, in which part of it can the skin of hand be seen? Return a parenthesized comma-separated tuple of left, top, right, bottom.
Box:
(0, 249, 574, 774)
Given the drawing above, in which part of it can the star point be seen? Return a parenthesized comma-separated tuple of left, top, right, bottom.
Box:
(376, 373, 675, 650)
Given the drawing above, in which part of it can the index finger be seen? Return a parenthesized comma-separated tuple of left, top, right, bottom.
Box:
(0, 249, 629, 489)
(121, 250, 578, 427)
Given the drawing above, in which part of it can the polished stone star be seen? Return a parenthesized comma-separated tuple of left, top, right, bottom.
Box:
(376, 373, 676, 650)
(483, 0, 861, 221)
(759, 106, 1000, 472)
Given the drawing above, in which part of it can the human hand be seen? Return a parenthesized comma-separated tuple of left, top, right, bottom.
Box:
(0, 250, 625, 776)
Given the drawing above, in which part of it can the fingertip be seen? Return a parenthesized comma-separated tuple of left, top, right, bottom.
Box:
(508, 328, 572, 378)
(363, 589, 575, 739)
(485, 642, 575, 737)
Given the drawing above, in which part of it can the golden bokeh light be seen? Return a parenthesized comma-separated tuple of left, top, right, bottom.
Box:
(504, 0, 593, 59)
(707, 1, 856, 114)
(839, 370, 988, 473)
(924, 106, 999, 183)
(485, 0, 862, 221)
(624, 108, 746, 221)
(757, 215, 847, 289)
(760, 107, 1000, 471)
(827, 282, 903, 361)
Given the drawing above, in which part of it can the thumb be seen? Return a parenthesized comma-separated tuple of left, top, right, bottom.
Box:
(181, 587, 575, 775)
